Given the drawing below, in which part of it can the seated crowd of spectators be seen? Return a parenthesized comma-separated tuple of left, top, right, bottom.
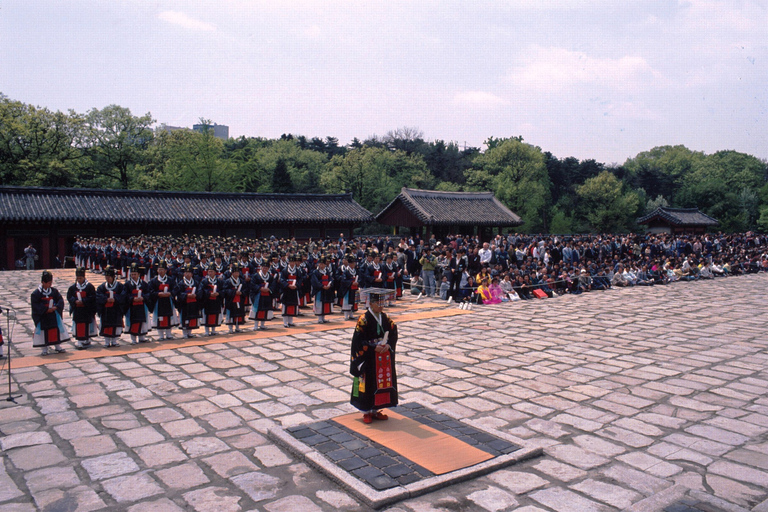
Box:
(405, 232, 768, 306)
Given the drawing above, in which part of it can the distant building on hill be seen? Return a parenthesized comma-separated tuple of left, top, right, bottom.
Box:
(193, 123, 229, 140)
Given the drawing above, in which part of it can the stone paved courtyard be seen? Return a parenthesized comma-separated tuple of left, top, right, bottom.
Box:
(1, 269, 767, 511)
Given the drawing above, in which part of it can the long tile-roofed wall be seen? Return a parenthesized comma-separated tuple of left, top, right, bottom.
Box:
(377, 187, 522, 226)
(0, 186, 373, 225)
(637, 207, 718, 226)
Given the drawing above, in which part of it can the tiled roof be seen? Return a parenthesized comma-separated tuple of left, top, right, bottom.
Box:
(0, 186, 373, 225)
(637, 207, 719, 226)
(377, 187, 523, 226)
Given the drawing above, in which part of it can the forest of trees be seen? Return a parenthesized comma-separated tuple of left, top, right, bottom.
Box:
(2, 94, 767, 234)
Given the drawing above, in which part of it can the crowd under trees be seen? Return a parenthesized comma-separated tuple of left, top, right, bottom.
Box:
(1, 94, 767, 234)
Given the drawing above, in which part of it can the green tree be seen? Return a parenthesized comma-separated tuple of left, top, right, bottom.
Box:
(0, 95, 88, 187)
(576, 171, 640, 232)
(159, 124, 235, 192)
(469, 138, 551, 233)
(321, 146, 433, 213)
(623, 145, 702, 201)
(85, 105, 154, 189)
(272, 158, 293, 193)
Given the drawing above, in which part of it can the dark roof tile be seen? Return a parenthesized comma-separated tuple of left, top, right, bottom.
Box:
(376, 187, 522, 227)
(637, 207, 718, 226)
(0, 186, 373, 225)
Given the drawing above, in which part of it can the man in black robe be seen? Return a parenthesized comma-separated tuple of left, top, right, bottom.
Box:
(96, 266, 125, 347)
(349, 288, 398, 424)
(149, 260, 178, 340)
(174, 264, 203, 338)
(66, 267, 97, 349)
(32, 271, 70, 355)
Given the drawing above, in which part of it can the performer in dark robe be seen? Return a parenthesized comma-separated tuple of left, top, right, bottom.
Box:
(124, 263, 151, 344)
(383, 253, 400, 306)
(337, 256, 360, 321)
(201, 266, 224, 336)
(223, 263, 248, 333)
(174, 264, 202, 338)
(149, 260, 179, 340)
(96, 266, 125, 347)
(349, 288, 398, 424)
(66, 267, 97, 349)
(280, 255, 302, 328)
(311, 257, 335, 323)
(249, 261, 276, 330)
(364, 254, 385, 289)
(31, 271, 70, 355)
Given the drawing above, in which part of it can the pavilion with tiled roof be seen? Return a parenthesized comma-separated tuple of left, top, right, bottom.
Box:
(0, 186, 373, 269)
(637, 207, 719, 235)
(375, 187, 522, 240)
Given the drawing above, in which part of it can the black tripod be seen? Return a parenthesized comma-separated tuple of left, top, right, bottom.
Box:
(1, 307, 18, 403)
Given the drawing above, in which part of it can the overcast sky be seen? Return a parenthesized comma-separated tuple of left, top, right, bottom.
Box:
(1, 1, 766, 164)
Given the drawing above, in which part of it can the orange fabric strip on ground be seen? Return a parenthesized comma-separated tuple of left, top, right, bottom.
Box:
(333, 410, 493, 475)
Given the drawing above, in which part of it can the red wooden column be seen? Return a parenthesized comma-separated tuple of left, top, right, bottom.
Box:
(6, 237, 15, 270)
(41, 237, 51, 269)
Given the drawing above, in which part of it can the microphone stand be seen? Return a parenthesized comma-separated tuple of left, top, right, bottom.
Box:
(2, 308, 18, 403)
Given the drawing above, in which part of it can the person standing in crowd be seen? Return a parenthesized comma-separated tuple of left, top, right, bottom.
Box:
(149, 260, 178, 340)
(349, 289, 398, 424)
(201, 266, 224, 336)
(66, 267, 97, 349)
(174, 264, 202, 338)
(124, 263, 151, 344)
(31, 271, 69, 355)
(337, 255, 360, 321)
(419, 247, 437, 297)
(223, 263, 248, 333)
(311, 257, 335, 324)
(96, 266, 125, 347)
(25, 244, 37, 270)
(250, 260, 276, 330)
(279, 255, 302, 328)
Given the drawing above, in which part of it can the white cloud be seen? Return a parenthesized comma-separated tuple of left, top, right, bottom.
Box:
(158, 11, 216, 32)
(303, 24, 322, 39)
(507, 47, 662, 93)
(451, 91, 508, 109)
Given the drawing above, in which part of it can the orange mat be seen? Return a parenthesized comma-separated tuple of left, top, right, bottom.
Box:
(333, 410, 493, 475)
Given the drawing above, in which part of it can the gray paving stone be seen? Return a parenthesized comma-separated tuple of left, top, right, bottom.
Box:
(126, 497, 187, 512)
(24, 465, 80, 493)
(203, 451, 259, 477)
(180, 436, 230, 457)
(264, 495, 324, 512)
(466, 486, 519, 511)
(230, 471, 281, 502)
(599, 464, 672, 496)
(487, 470, 549, 494)
(101, 473, 164, 503)
(183, 486, 242, 512)
(134, 442, 188, 467)
(7, 443, 67, 471)
(530, 486, 612, 512)
(53, 419, 100, 440)
(155, 461, 210, 489)
(31, 484, 106, 512)
(571, 478, 642, 509)
(81, 452, 140, 480)
(0, 466, 24, 502)
(0, 431, 52, 451)
(69, 434, 118, 457)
